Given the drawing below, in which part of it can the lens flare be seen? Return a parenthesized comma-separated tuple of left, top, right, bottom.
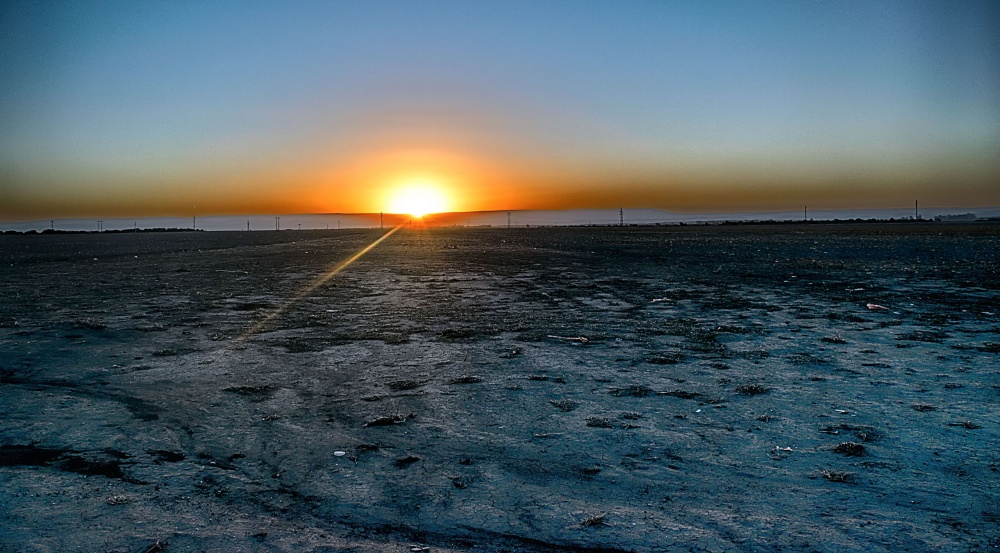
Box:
(233, 223, 404, 344)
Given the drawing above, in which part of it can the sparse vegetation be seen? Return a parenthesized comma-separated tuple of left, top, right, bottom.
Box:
(386, 380, 425, 391)
(586, 417, 614, 428)
(580, 513, 607, 527)
(736, 384, 771, 396)
(947, 421, 981, 429)
(364, 413, 415, 427)
(659, 389, 700, 399)
(647, 352, 684, 364)
(5, 224, 998, 551)
(820, 424, 880, 442)
(896, 330, 948, 343)
(224, 385, 272, 395)
(440, 328, 476, 340)
(832, 442, 866, 456)
(609, 385, 654, 397)
(549, 399, 578, 412)
(977, 342, 1000, 353)
(821, 470, 853, 483)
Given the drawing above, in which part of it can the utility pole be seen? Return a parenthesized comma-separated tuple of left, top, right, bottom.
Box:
(134, 221, 137, 232)
(915, 200, 919, 220)
(619, 208, 624, 227)
(804, 206, 807, 221)
(507, 212, 511, 229)
(192, 215, 196, 230)
(275, 216, 280, 230)
(247, 220, 250, 231)
(97, 220, 102, 232)
(380, 212, 383, 229)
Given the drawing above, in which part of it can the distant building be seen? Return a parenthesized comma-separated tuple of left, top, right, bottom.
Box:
(934, 213, 977, 222)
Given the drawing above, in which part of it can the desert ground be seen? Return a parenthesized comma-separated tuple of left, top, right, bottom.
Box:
(1, 223, 998, 552)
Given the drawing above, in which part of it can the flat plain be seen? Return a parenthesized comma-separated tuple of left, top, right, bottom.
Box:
(1, 224, 998, 552)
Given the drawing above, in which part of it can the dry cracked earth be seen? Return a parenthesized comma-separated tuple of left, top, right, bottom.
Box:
(1, 224, 999, 552)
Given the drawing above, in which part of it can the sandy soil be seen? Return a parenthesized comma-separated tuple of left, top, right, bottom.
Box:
(1, 224, 998, 552)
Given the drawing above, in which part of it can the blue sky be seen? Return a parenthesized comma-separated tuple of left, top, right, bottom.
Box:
(2, 0, 998, 219)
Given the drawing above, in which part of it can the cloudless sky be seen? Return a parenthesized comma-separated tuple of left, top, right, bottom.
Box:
(1, 0, 998, 219)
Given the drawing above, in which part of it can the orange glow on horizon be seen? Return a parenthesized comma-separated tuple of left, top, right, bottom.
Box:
(385, 179, 449, 217)
(311, 146, 525, 215)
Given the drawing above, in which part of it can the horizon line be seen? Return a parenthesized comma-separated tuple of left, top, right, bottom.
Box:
(4, 204, 1000, 225)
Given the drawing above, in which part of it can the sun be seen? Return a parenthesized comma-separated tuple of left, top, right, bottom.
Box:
(387, 181, 449, 218)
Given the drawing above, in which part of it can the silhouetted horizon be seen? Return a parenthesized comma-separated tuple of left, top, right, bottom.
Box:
(4, 206, 999, 233)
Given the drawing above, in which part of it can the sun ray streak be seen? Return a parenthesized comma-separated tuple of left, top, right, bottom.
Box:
(232, 223, 405, 345)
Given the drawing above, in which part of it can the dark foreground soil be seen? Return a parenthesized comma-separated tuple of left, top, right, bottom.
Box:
(1, 223, 999, 552)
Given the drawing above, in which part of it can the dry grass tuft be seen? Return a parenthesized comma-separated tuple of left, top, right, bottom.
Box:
(609, 385, 654, 397)
(586, 417, 614, 428)
(821, 469, 853, 483)
(832, 442, 866, 456)
(580, 513, 607, 527)
(549, 399, 578, 412)
(948, 421, 981, 429)
(736, 384, 771, 396)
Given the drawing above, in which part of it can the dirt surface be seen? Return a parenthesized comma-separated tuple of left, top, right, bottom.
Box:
(1, 224, 999, 552)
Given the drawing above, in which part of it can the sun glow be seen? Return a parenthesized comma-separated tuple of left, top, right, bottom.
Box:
(387, 181, 449, 217)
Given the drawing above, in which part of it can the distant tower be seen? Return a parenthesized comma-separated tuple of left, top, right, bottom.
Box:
(247, 220, 250, 231)
(915, 200, 919, 220)
(507, 212, 511, 229)
(620, 208, 624, 227)
(380, 212, 383, 229)
(275, 216, 280, 230)
(50, 220, 53, 231)
(193, 215, 196, 230)
(298, 223, 301, 231)
(804, 206, 807, 221)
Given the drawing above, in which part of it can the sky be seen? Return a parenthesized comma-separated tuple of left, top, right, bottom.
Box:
(1, 0, 998, 221)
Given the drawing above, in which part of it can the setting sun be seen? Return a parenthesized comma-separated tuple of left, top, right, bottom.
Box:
(386, 181, 449, 218)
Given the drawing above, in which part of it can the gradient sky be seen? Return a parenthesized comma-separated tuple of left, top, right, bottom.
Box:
(2, 0, 998, 220)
